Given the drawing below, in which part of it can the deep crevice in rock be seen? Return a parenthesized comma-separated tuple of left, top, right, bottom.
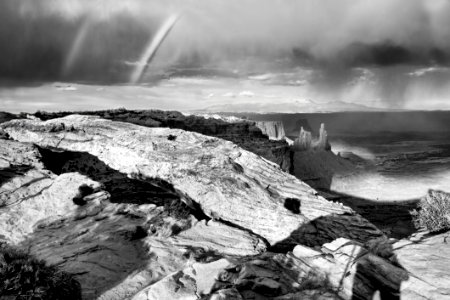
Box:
(214, 217, 270, 250)
(0, 164, 33, 186)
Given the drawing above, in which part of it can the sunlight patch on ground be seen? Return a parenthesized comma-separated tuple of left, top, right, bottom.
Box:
(330, 170, 450, 201)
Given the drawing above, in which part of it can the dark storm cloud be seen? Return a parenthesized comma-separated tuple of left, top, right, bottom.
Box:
(1, 0, 450, 82)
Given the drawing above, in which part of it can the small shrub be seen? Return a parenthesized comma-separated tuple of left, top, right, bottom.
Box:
(0, 243, 81, 300)
(411, 190, 450, 233)
(284, 198, 301, 214)
(164, 199, 192, 219)
(72, 184, 94, 206)
(183, 246, 222, 263)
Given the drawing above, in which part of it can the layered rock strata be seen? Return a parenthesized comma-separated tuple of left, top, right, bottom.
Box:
(0, 137, 266, 299)
(1, 115, 382, 247)
(255, 121, 286, 141)
(293, 123, 331, 152)
(33, 109, 293, 173)
(1, 115, 448, 299)
(133, 233, 450, 300)
(291, 124, 353, 189)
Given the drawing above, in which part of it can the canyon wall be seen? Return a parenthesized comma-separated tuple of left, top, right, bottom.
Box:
(291, 123, 354, 189)
(254, 121, 286, 140)
(292, 123, 331, 152)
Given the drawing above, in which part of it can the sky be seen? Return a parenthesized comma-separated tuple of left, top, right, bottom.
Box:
(1, 0, 450, 111)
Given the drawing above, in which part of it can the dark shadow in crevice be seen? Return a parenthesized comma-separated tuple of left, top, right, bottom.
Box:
(270, 212, 384, 253)
(19, 146, 217, 298)
(37, 146, 207, 220)
(215, 217, 270, 250)
(0, 164, 33, 186)
(316, 188, 419, 240)
(290, 144, 420, 240)
(271, 212, 409, 300)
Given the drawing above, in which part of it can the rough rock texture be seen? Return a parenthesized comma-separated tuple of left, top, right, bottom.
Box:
(32, 109, 293, 173)
(255, 121, 286, 141)
(131, 233, 450, 300)
(131, 253, 342, 300)
(0, 138, 265, 299)
(393, 231, 450, 299)
(1, 115, 448, 299)
(1, 115, 382, 247)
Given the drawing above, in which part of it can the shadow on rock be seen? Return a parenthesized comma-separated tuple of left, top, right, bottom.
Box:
(15, 147, 212, 298)
(350, 240, 408, 300)
(270, 213, 385, 252)
(0, 164, 33, 187)
(318, 188, 419, 240)
(37, 146, 179, 205)
(17, 206, 150, 299)
(270, 212, 409, 300)
(37, 146, 208, 220)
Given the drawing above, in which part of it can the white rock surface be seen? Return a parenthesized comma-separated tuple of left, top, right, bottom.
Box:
(2, 115, 383, 246)
(1, 115, 449, 300)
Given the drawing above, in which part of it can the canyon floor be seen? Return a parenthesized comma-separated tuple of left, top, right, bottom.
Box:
(0, 110, 449, 300)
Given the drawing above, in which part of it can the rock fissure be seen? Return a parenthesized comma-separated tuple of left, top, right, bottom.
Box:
(5, 181, 55, 207)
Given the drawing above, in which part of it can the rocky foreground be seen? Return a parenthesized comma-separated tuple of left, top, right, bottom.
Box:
(0, 114, 449, 299)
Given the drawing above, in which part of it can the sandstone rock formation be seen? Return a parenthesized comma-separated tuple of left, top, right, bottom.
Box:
(1, 115, 382, 247)
(293, 123, 331, 152)
(33, 109, 293, 173)
(0, 137, 266, 299)
(317, 123, 331, 151)
(255, 121, 286, 141)
(293, 127, 313, 151)
(133, 233, 450, 300)
(1, 114, 448, 300)
(291, 124, 353, 189)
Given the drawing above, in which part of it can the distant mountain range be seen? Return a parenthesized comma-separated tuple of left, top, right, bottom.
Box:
(194, 99, 385, 114)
